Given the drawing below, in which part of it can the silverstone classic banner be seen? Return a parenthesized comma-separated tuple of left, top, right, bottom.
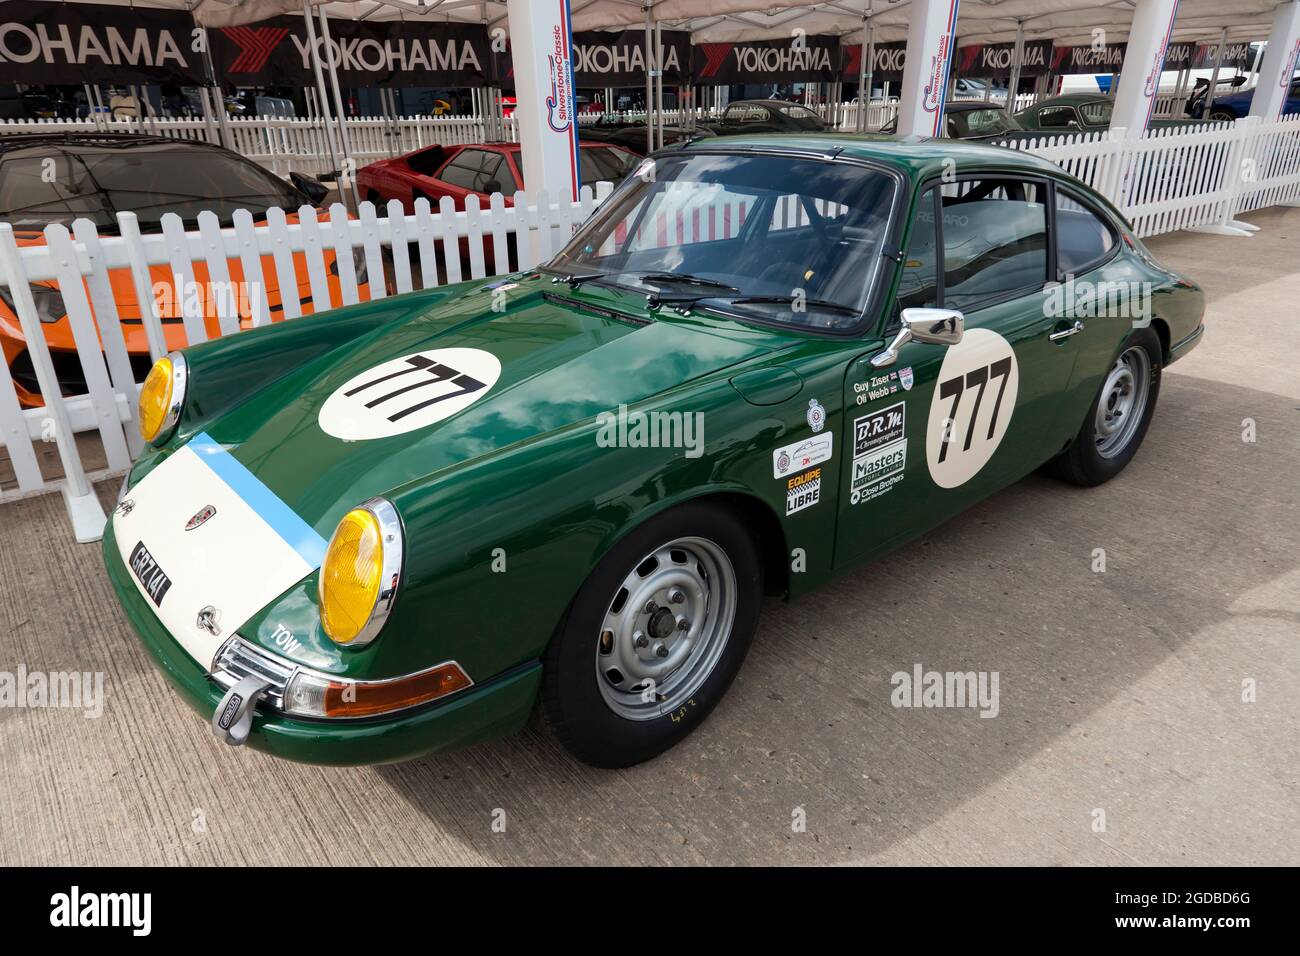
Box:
(209, 15, 493, 88)
(0, 1, 210, 85)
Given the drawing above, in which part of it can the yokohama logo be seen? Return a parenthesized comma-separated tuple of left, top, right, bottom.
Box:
(222, 26, 290, 73)
(696, 43, 732, 78)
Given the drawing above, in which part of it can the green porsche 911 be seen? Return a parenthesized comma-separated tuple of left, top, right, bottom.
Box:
(105, 134, 1204, 768)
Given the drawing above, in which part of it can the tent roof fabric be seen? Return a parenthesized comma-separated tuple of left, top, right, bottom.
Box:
(41, 0, 1281, 44)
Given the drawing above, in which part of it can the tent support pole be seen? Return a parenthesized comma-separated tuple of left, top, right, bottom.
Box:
(301, 0, 345, 204)
(1005, 20, 1024, 116)
(1204, 28, 1229, 117)
(859, 17, 873, 132)
(654, 21, 664, 149)
(318, 7, 360, 209)
(644, 7, 653, 153)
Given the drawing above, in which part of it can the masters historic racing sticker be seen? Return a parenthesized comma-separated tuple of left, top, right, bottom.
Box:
(319, 347, 502, 441)
(925, 328, 1019, 489)
(850, 400, 907, 505)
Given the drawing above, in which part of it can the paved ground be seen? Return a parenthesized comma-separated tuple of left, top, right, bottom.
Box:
(1, 208, 1297, 866)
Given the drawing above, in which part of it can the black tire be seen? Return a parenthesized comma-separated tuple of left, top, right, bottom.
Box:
(543, 501, 762, 768)
(1048, 326, 1162, 487)
(1209, 109, 1237, 123)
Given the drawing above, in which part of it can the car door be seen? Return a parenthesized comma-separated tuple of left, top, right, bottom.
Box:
(835, 175, 1084, 567)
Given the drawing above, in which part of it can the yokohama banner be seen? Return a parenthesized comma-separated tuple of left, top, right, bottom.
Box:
(574, 29, 691, 86)
(209, 15, 493, 88)
(0, 1, 209, 85)
(841, 42, 909, 83)
(954, 40, 1054, 77)
(694, 36, 841, 85)
(1051, 43, 1128, 74)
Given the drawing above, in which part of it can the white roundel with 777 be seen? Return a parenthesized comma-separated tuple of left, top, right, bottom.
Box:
(925, 328, 1019, 489)
(319, 347, 502, 441)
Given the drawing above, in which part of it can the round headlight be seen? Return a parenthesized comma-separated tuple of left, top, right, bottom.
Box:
(319, 498, 403, 646)
(138, 352, 186, 444)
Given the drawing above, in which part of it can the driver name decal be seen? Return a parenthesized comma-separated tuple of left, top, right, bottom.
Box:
(925, 328, 1019, 488)
(319, 347, 502, 441)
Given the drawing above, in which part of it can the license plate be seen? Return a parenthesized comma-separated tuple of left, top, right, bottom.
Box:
(128, 541, 173, 607)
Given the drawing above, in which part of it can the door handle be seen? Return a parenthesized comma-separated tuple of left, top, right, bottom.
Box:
(1049, 320, 1084, 342)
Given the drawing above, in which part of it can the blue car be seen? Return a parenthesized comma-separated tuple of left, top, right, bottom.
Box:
(1188, 76, 1300, 121)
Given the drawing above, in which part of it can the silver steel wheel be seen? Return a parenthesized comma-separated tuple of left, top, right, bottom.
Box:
(595, 535, 738, 721)
(1095, 345, 1151, 459)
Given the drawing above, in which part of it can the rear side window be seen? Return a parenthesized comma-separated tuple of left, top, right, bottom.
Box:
(940, 178, 1048, 310)
(1055, 189, 1118, 277)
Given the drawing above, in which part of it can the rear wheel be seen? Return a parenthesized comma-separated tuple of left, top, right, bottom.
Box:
(1209, 108, 1237, 123)
(1048, 327, 1162, 486)
(543, 502, 762, 767)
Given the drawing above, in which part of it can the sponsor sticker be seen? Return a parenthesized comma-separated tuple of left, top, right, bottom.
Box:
(851, 438, 907, 505)
(806, 398, 826, 433)
(773, 434, 833, 479)
(128, 541, 173, 607)
(785, 467, 822, 516)
(853, 401, 906, 457)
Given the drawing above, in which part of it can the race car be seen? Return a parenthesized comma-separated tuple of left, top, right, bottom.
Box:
(355, 140, 640, 213)
(104, 135, 1204, 769)
(0, 133, 364, 406)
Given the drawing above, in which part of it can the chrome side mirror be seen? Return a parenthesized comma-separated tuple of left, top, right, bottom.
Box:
(871, 308, 965, 368)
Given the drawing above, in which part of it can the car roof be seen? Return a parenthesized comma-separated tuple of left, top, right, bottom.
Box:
(1020, 93, 1110, 110)
(945, 101, 1009, 113)
(726, 99, 815, 109)
(680, 132, 1071, 181)
(0, 131, 236, 157)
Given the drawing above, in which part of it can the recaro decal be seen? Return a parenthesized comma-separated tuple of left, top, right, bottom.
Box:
(319, 347, 502, 440)
(925, 328, 1019, 489)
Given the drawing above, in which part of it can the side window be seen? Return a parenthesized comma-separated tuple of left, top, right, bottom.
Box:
(1055, 189, 1118, 277)
(940, 178, 1047, 310)
(477, 154, 507, 193)
(439, 149, 484, 190)
(896, 186, 939, 312)
(1037, 107, 1078, 129)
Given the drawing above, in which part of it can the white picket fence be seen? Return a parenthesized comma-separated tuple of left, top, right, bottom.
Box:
(997, 114, 1300, 238)
(0, 183, 612, 540)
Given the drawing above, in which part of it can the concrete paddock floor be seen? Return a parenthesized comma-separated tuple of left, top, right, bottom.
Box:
(0, 207, 1296, 866)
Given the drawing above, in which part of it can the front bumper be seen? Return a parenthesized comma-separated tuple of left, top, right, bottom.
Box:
(102, 522, 541, 766)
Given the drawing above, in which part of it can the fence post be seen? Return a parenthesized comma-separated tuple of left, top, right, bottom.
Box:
(1190, 115, 1260, 236)
(0, 225, 107, 541)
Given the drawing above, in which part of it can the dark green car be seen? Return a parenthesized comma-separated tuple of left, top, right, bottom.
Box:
(104, 135, 1205, 768)
(1014, 93, 1193, 132)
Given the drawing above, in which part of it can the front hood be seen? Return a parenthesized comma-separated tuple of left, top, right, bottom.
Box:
(187, 276, 780, 535)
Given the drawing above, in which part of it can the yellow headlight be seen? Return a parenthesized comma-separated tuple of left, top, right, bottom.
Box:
(138, 352, 186, 443)
(138, 357, 173, 442)
(319, 507, 387, 645)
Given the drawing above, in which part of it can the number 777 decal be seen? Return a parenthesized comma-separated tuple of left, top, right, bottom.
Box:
(926, 330, 1020, 489)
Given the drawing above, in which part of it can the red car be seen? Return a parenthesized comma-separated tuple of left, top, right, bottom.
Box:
(356, 141, 641, 214)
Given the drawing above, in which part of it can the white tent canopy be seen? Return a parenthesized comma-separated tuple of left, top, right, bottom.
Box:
(39, 0, 1282, 45)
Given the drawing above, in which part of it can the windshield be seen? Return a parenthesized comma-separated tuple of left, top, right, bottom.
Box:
(0, 143, 304, 232)
(548, 151, 898, 331)
(949, 109, 1021, 137)
(1079, 101, 1114, 126)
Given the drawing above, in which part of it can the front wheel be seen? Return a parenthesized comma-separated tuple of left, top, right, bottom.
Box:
(1048, 326, 1162, 487)
(543, 502, 762, 768)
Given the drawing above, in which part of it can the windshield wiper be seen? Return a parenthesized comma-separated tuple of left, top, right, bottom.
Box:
(727, 295, 860, 315)
(637, 272, 741, 294)
(548, 270, 615, 289)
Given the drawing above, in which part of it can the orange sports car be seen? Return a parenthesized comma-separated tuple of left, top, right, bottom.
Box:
(0, 133, 368, 406)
